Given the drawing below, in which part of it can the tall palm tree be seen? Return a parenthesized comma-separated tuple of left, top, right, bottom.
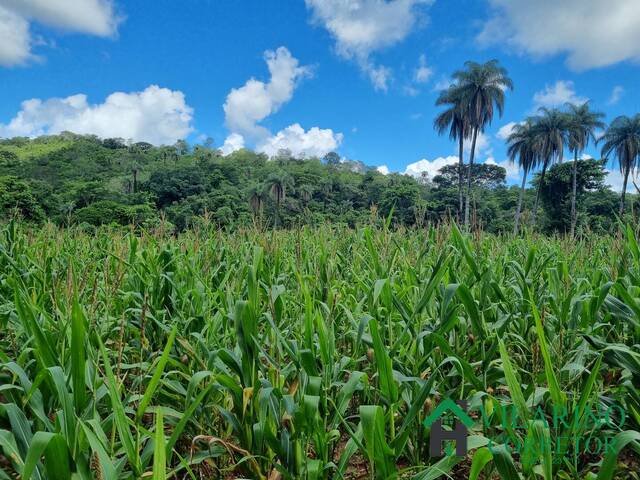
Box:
(434, 86, 470, 220)
(298, 184, 314, 205)
(265, 172, 294, 228)
(247, 183, 267, 217)
(530, 108, 570, 226)
(451, 60, 513, 227)
(599, 115, 640, 216)
(565, 102, 605, 236)
(125, 144, 143, 193)
(507, 119, 539, 235)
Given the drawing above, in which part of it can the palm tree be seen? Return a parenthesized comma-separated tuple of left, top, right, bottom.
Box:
(265, 172, 294, 228)
(451, 60, 513, 227)
(247, 183, 267, 217)
(125, 144, 143, 193)
(507, 119, 539, 235)
(599, 115, 640, 216)
(565, 102, 605, 236)
(530, 108, 570, 226)
(434, 86, 470, 221)
(298, 184, 314, 205)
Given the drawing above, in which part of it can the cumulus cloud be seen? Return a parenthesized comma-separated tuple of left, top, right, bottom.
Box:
(533, 80, 587, 109)
(305, 0, 432, 90)
(485, 156, 520, 181)
(0, 6, 30, 66)
(0, 85, 194, 145)
(376, 165, 390, 175)
(222, 46, 343, 158)
(464, 131, 491, 156)
(257, 123, 343, 158)
(414, 54, 432, 83)
(608, 86, 625, 105)
(432, 76, 454, 92)
(477, 0, 640, 71)
(404, 155, 459, 179)
(404, 154, 520, 182)
(220, 133, 245, 155)
(497, 121, 520, 140)
(0, 0, 121, 66)
(223, 47, 312, 139)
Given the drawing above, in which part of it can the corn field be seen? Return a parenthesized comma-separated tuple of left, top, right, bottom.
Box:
(1, 220, 639, 479)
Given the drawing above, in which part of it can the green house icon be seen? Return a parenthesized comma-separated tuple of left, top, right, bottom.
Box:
(423, 398, 474, 428)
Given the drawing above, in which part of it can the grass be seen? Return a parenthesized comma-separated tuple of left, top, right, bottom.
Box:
(0, 220, 639, 479)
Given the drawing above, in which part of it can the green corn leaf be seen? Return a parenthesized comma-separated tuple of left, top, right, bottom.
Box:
(468, 447, 493, 480)
(71, 295, 88, 414)
(529, 289, 566, 409)
(369, 319, 398, 404)
(153, 410, 166, 480)
(22, 432, 72, 480)
(98, 336, 140, 474)
(136, 324, 178, 421)
(596, 430, 640, 480)
(498, 338, 530, 421)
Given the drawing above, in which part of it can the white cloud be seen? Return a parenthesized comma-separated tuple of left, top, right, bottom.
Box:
(404, 154, 520, 183)
(0, 0, 120, 66)
(220, 133, 245, 155)
(223, 47, 312, 139)
(257, 123, 343, 158)
(0, 85, 194, 145)
(485, 156, 520, 181)
(414, 54, 432, 83)
(365, 62, 392, 91)
(376, 165, 390, 175)
(404, 155, 459, 179)
(305, 0, 432, 90)
(222, 46, 344, 158)
(0, 6, 30, 66)
(478, 0, 640, 71)
(403, 85, 419, 97)
(608, 85, 625, 105)
(497, 121, 520, 140)
(432, 76, 453, 92)
(464, 131, 491, 155)
(533, 80, 587, 109)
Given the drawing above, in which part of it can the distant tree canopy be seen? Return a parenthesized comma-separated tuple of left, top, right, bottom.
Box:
(432, 163, 506, 190)
(537, 158, 613, 234)
(0, 134, 628, 234)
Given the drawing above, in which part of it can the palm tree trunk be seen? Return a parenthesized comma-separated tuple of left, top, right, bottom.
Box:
(457, 135, 464, 223)
(513, 169, 528, 235)
(570, 150, 578, 237)
(620, 169, 630, 217)
(464, 127, 479, 228)
(532, 163, 548, 227)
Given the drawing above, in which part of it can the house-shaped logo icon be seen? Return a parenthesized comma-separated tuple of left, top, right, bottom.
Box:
(423, 399, 473, 457)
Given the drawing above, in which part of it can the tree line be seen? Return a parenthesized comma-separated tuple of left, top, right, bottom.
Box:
(433, 59, 640, 237)
(0, 132, 629, 235)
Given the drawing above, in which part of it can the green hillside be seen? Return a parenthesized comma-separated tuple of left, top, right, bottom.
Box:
(0, 133, 628, 234)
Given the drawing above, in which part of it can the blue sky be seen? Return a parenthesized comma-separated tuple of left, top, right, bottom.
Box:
(1, 0, 639, 188)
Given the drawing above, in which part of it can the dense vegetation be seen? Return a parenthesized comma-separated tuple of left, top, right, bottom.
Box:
(1, 222, 639, 479)
(0, 133, 632, 235)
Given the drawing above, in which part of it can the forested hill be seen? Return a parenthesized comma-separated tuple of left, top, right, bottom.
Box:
(0, 133, 627, 234)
